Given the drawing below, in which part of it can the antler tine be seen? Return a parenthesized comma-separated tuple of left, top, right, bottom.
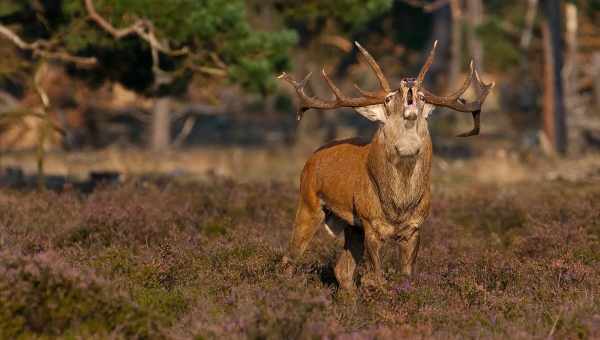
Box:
(417, 40, 438, 85)
(421, 65, 494, 112)
(278, 69, 388, 120)
(321, 69, 347, 101)
(454, 66, 495, 137)
(278, 71, 338, 120)
(353, 84, 385, 98)
(436, 60, 475, 101)
(277, 71, 311, 88)
(420, 59, 495, 137)
(322, 68, 391, 107)
(277, 42, 392, 120)
(422, 61, 496, 112)
(354, 41, 391, 93)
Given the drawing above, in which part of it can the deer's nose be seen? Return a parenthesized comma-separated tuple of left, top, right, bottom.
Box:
(404, 110, 417, 121)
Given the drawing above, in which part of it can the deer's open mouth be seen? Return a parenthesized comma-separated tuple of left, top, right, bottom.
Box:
(404, 88, 419, 118)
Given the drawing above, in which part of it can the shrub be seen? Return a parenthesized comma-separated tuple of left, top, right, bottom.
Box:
(0, 251, 163, 339)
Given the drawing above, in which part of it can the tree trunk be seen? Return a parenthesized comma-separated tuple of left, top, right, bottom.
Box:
(448, 0, 463, 89)
(466, 0, 484, 73)
(541, 0, 567, 155)
(564, 3, 578, 103)
(593, 53, 600, 110)
(563, 3, 582, 151)
(521, 0, 539, 49)
(151, 96, 171, 151)
(428, 3, 452, 89)
(448, 0, 472, 132)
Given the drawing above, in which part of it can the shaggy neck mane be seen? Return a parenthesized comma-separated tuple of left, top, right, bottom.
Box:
(367, 129, 432, 224)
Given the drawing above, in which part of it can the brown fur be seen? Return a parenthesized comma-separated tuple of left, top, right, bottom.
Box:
(287, 90, 434, 290)
(282, 42, 492, 290)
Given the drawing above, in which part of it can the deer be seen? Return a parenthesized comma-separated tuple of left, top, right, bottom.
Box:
(278, 41, 494, 291)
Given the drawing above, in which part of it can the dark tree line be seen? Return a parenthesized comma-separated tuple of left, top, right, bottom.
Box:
(1, 0, 599, 160)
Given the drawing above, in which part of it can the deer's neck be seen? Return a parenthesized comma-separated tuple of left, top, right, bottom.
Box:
(367, 130, 432, 223)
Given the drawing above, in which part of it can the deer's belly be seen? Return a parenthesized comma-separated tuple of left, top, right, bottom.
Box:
(321, 208, 348, 238)
(319, 198, 355, 227)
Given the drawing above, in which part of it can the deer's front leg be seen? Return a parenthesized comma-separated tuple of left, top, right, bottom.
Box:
(362, 222, 385, 287)
(334, 226, 364, 291)
(398, 223, 421, 276)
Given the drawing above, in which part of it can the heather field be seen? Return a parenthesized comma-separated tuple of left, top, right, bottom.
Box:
(1, 174, 599, 339)
(2, 0, 600, 338)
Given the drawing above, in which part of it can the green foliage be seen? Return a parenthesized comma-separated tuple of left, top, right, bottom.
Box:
(0, 1, 20, 17)
(62, 0, 297, 94)
(1, 0, 297, 95)
(476, 3, 523, 72)
(226, 29, 297, 94)
(281, 0, 392, 31)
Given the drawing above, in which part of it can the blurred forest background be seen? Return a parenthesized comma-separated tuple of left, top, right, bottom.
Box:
(0, 0, 599, 188)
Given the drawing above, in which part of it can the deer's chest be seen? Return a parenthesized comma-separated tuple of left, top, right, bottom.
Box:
(371, 194, 428, 240)
(378, 172, 426, 219)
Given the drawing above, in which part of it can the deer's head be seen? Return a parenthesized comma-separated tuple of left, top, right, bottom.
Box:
(279, 41, 494, 162)
(354, 76, 435, 160)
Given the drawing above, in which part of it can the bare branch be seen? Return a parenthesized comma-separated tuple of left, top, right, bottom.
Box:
(34, 63, 50, 110)
(0, 24, 97, 66)
(85, 0, 232, 90)
(209, 52, 227, 70)
(85, 0, 197, 89)
(84, 0, 141, 38)
(520, 0, 539, 49)
(186, 64, 228, 77)
(172, 116, 196, 147)
(84, 0, 188, 57)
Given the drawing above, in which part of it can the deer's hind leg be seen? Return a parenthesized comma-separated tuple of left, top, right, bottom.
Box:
(334, 226, 364, 291)
(288, 191, 324, 260)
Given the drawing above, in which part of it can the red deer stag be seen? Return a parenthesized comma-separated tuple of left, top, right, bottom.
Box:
(279, 41, 494, 290)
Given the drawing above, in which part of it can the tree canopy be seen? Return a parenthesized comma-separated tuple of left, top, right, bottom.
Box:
(0, 0, 298, 95)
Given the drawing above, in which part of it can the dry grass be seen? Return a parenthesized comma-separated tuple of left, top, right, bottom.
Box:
(2, 145, 599, 185)
(0, 175, 599, 339)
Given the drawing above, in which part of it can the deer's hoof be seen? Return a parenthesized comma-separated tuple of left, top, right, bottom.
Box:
(360, 272, 386, 289)
(280, 256, 295, 277)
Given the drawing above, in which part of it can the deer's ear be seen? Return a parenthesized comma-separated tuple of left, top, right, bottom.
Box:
(354, 104, 387, 123)
(422, 103, 435, 119)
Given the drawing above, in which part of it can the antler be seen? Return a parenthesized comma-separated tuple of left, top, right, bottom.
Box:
(417, 41, 495, 137)
(353, 42, 391, 97)
(278, 42, 390, 120)
(417, 40, 437, 86)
